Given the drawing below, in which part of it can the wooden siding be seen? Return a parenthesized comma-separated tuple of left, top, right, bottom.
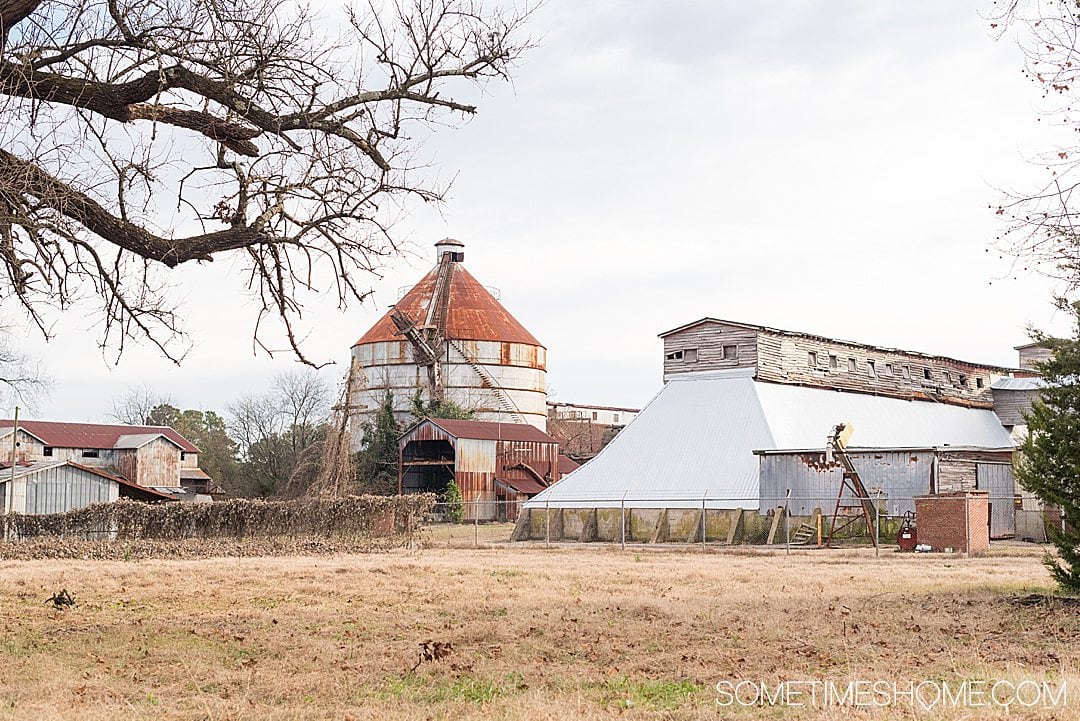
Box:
(1018, 346, 1052, 370)
(662, 322, 759, 379)
(992, 388, 1040, 427)
(933, 451, 1011, 492)
(753, 331, 997, 408)
(0, 429, 44, 465)
(131, 437, 180, 487)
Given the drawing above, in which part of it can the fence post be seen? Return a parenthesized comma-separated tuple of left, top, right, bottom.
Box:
(701, 494, 707, 551)
(784, 489, 791, 556)
(620, 496, 626, 550)
(474, 503, 479, 548)
(875, 491, 881, 557)
(545, 500, 550, 548)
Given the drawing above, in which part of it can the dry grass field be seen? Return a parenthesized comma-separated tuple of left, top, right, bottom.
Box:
(0, 542, 1076, 720)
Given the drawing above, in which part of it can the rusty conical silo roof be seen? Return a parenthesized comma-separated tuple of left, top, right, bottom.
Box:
(353, 266, 543, 347)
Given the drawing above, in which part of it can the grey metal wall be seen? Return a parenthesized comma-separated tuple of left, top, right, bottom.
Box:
(976, 462, 1016, 538)
(759, 450, 934, 516)
(24, 466, 115, 514)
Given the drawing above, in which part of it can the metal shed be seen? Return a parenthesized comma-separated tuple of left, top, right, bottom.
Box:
(1, 460, 173, 514)
(398, 418, 562, 521)
(757, 447, 1016, 537)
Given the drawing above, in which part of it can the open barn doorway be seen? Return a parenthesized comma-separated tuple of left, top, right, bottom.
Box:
(400, 439, 456, 495)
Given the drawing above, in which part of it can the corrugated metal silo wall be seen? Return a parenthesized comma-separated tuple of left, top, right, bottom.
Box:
(25, 466, 117, 514)
(759, 451, 934, 517)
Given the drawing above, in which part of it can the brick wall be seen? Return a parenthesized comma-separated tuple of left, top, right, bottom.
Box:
(914, 492, 990, 553)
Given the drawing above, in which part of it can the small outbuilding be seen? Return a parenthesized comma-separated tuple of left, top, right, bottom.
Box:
(398, 418, 562, 521)
(1, 460, 173, 514)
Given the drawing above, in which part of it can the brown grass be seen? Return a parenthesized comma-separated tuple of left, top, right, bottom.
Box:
(0, 544, 1075, 720)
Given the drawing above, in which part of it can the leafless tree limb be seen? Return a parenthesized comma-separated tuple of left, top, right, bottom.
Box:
(990, 1, 1080, 287)
(0, 0, 534, 363)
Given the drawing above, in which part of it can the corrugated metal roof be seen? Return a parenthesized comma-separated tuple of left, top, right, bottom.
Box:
(753, 380, 1015, 449)
(991, 377, 1048, 391)
(402, 418, 558, 444)
(114, 433, 181, 450)
(527, 369, 1014, 510)
(0, 460, 174, 501)
(0, 419, 200, 453)
(354, 266, 543, 347)
(557, 455, 581, 475)
(529, 369, 775, 509)
(499, 477, 547, 495)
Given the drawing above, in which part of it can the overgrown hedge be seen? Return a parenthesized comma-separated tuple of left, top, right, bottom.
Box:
(0, 494, 437, 543)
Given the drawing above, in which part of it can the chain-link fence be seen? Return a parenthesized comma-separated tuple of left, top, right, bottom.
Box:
(420, 493, 1060, 553)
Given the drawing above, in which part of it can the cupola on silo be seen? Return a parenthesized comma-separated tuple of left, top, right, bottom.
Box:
(350, 239, 547, 438)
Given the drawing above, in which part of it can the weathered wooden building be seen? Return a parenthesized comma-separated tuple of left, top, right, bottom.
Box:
(660, 317, 1014, 407)
(398, 418, 564, 521)
(0, 419, 218, 513)
(525, 317, 1028, 539)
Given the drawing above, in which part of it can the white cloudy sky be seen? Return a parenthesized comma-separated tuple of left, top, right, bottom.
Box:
(9, 0, 1077, 420)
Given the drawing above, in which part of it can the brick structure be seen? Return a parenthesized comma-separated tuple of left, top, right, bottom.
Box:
(914, 491, 990, 553)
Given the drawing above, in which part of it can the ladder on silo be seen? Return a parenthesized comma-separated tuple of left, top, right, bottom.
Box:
(390, 252, 457, 401)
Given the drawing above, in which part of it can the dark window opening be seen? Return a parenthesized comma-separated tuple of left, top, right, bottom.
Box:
(868, 360, 876, 377)
(82, 449, 99, 458)
(976, 377, 984, 389)
(665, 350, 683, 361)
(923, 367, 932, 380)
(43, 447, 53, 457)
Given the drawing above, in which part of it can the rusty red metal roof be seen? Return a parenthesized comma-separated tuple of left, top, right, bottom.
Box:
(354, 266, 542, 347)
(405, 418, 559, 444)
(557, 454, 581, 475)
(498, 476, 547, 495)
(0, 419, 200, 453)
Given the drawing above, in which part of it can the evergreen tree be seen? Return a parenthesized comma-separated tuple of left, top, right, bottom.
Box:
(354, 392, 402, 495)
(1017, 298, 1080, 595)
(444, 479, 465, 523)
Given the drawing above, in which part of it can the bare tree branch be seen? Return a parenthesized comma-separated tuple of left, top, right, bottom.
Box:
(0, 0, 535, 363)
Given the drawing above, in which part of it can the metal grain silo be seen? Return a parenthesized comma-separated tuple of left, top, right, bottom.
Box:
(350, 239, 548, 440)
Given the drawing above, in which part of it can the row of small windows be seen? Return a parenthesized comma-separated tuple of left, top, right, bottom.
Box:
(666, 345, 739, 363)
(559, 410, 620, 423)
(807, 352, 984, 389)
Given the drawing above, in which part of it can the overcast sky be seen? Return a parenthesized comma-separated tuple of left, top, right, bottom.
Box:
(9, 0, 1076, 421)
